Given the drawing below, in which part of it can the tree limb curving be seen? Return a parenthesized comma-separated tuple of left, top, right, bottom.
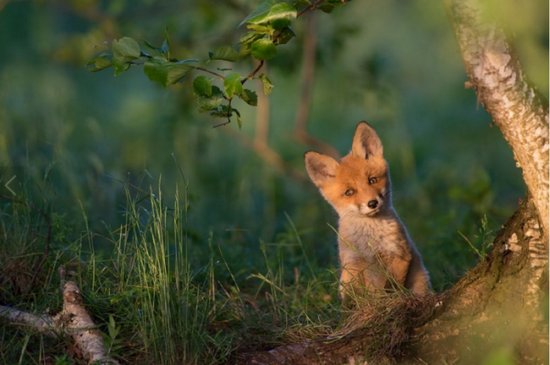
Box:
(445, 0, 549, 241)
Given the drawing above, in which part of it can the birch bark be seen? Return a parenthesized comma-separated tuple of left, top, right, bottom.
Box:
(445, 0, 549, 241)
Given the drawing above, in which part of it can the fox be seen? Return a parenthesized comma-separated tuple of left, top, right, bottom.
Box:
(304, 121, 431, 301)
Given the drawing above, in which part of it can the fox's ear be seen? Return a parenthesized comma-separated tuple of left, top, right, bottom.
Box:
(351, 121, 383, 160)
(304, 151, 340, 186)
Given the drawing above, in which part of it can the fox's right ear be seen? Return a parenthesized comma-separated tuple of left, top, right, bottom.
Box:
(304, 151, 340, 186)
(351, 121, 383, 160)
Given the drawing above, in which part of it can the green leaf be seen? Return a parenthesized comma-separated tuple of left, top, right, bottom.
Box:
(113, 62, 131, 76)
(317, 3, 335, 13)
(258, 74, 274, 95)
(167, 65, 196, 84)
(176, 59, 200, 64)
(240, 31, 262, 45)
(240, 89, 258, 106)
(143, 58, 167, 85)
(239, 0, 277, 27)
(208, 45, 239, 62)
(113, 37, 140, 59)
(251, 38, 277, 60)
(223, 72, 244, 99)
(210, 105, 232, 118)
(197, 98, 218, 113)
(142, 39, 170, 59)
(246, 1, 297, 26)
(197, 86, 225, 112)
(294, 0, 311, 7)
(267, 3, 297, 29)
(161, 39, 169, 55)
(270, 18, 291, 31)
(86, 53, 112, 72)
(91, 58, 112, 71)
(238, 42, 252, 60)
(112, 37, 141, 76)
(193, 76, 212, 97)
(235, 109, 242, 130)
(163, 27, 171, 59)
(143, 40, 164, 54)
(276, 26, 296, 45)
(144, 57, 195, 87)
(246, 24, 273, 33)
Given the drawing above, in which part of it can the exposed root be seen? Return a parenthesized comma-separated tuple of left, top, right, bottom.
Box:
(238, 293, 439, 365)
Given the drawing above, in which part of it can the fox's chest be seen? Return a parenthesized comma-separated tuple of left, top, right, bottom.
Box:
(338, 218, 407, 259)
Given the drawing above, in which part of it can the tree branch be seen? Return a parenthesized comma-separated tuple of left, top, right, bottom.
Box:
(445, 0, 549, 241)
(255, 61, 270, 146)
(0, 267, 119, 364)
(224, 128, 308, 184)
(293, 13, 341, 159)
(196, 67, 226, 80)
(297, 0, 325, 18)
(0, 306, 57, 337)
(242, 60, 265, 85)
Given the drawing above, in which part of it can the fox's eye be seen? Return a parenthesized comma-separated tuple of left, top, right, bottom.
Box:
(345, 189, 355, 196)
(368, 177, 378, 185)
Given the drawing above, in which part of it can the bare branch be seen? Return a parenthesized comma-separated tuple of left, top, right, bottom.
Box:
(0, 267, 120, 364)
(294, 13, 341, 159)
(224, 128, 308, 184)
(0, 306, 57, 337)
(195, 67, 226, 80)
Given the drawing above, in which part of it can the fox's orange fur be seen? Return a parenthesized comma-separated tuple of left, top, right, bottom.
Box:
(304, 122, 431, 300)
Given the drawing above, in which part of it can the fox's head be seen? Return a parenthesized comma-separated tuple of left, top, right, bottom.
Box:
(304, 122, 392, 218)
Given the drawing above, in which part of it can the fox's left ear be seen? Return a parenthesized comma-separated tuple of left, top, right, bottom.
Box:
(351, 121, 383, 159)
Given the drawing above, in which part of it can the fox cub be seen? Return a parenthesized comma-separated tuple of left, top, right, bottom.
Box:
(304, 122, 430, 299)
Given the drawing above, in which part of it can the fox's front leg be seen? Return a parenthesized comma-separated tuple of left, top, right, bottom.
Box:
(339, 257, 387, 303)
(378, 251, 411, 290)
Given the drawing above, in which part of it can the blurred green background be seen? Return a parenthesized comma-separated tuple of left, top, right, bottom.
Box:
(0, 0, 547, 292)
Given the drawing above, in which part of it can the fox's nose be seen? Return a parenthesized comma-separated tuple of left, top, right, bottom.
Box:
(367, 200, 378, 209)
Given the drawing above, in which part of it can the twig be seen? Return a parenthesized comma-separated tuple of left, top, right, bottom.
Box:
(254, 61, 270, 146)
(213, 99, 233, 128)
(242, 60, 264, 85)
(297, 0, 325, 18)
(196, 67, 226, 80)
(0, 194, 51, 294)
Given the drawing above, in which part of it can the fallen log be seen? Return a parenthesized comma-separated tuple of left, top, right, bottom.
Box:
(0, 267, 119, 365)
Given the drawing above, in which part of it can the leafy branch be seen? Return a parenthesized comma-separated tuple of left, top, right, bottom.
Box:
(87, 0, 350, 128)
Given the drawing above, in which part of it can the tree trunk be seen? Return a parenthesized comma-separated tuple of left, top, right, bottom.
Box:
(444, 0, 549, 241)
(411, 197, 548, 364)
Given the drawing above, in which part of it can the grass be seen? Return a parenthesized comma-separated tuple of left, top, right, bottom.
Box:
(0, 172, 523, 365)
(0, 181, 346, 364)
(0, 146, 514, 365)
